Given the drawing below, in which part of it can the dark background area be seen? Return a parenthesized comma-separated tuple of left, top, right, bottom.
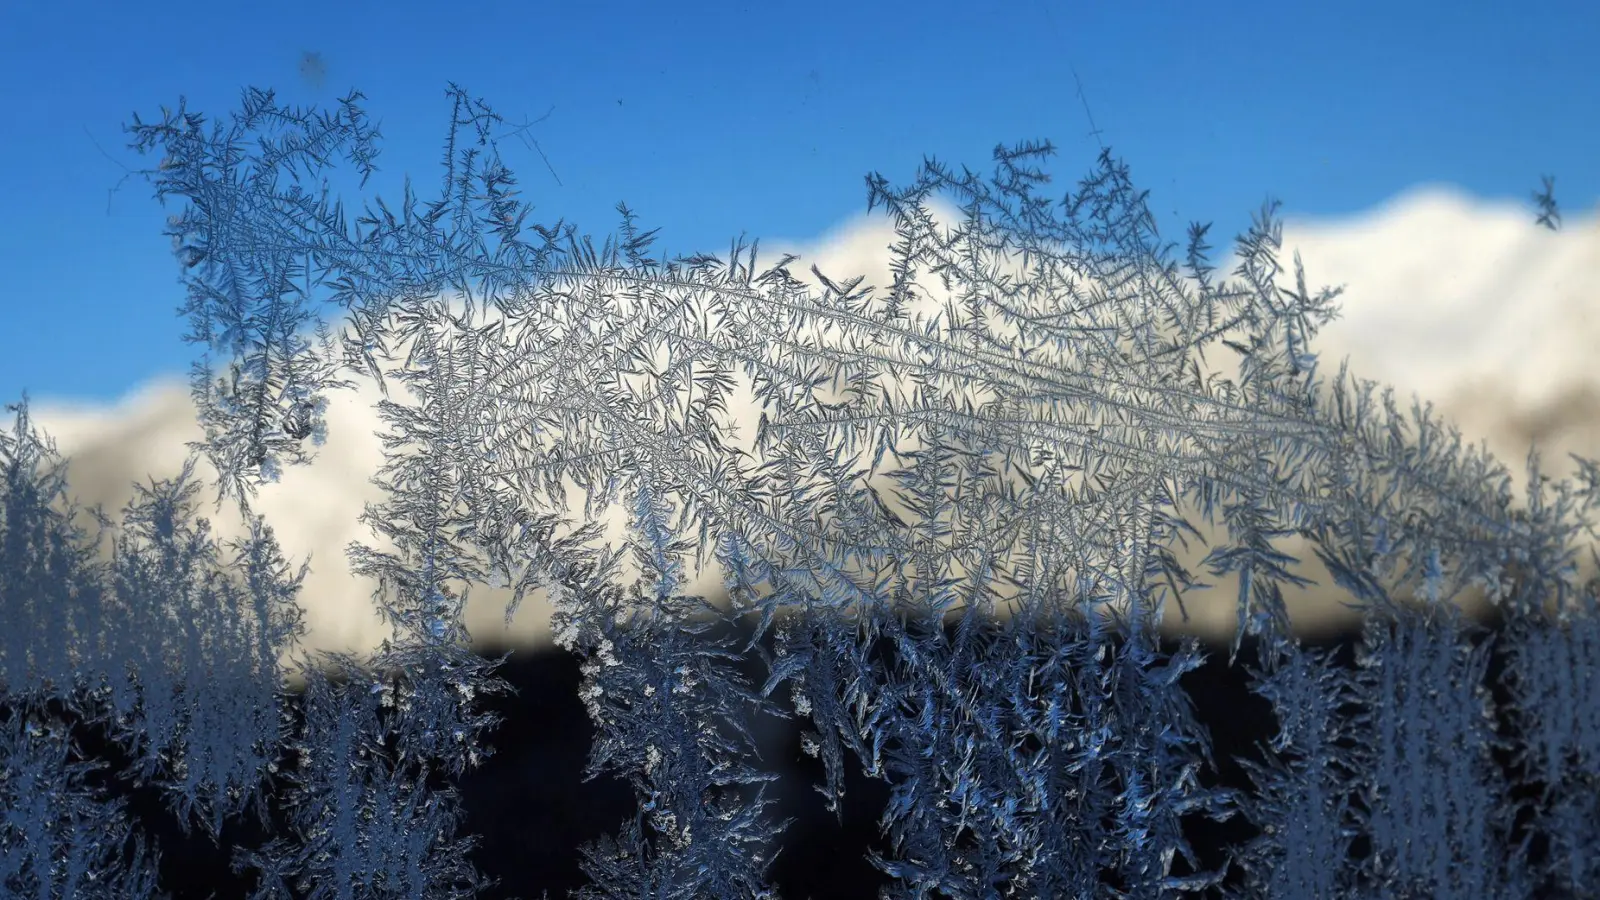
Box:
(4, 617, 1385, 900)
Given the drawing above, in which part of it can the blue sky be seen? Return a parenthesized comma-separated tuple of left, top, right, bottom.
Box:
(2, 0, 1595, 409)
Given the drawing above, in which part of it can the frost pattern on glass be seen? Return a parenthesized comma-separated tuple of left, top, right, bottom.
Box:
(2, 87, 1596, 898)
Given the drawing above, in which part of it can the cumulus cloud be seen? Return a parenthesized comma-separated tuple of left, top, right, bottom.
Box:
(17, 185, 1598, 668)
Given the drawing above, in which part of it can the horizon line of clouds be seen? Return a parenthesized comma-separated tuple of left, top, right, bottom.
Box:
(12, 182, 1599, 675)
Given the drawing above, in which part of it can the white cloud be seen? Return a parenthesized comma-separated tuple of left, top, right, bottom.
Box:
(19, 185, 1599, 668)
